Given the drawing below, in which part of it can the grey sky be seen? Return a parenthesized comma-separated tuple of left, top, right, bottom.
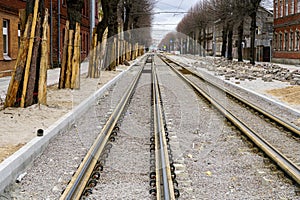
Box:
(152, 0, 199, 44)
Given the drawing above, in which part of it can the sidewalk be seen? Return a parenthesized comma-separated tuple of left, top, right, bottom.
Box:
(0, 62, 89, 102)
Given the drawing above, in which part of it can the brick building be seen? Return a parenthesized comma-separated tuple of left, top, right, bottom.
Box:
(0, 0, 98, 77)
(273, 0, 300, 64)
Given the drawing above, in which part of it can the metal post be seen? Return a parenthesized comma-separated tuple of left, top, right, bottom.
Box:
(50, 0, 53, 68)
(58, 0, 61, 66)
(90, 0, 95, 49)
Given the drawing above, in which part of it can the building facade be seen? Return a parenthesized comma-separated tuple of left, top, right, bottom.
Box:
(0, 0, 98, 77)
(273, 0, 300, 64)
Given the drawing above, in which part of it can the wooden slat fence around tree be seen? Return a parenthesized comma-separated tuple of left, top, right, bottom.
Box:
(59, 21, 81, 89)
(20, 0, 40, 108)
(5, 0, 49, 108)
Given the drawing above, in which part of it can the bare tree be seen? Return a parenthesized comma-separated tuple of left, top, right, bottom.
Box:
(248, 0, 262, 65)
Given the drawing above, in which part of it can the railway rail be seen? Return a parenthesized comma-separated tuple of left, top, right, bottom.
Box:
(159, 55, 300, 186)
(149, 60, 179, 199)
(60, 58, 145, 199)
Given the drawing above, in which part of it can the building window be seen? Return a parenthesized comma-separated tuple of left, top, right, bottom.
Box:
(280, 0, 283, 17)
(291, 0, 294, 14)
(279, 33, 283, 50)
(18, 24, 21, 48)
(86, 34, 89, 52)
(284, 32, 288, 51)
(285, 1, 288, 16)
(80, 33, 83, 53)
(275, 2, 278, 18)
(274, 33, 278, 50)
(296, 31, 300, 50)
(290, 31, 294, 50)
(3, 20, 9, 55)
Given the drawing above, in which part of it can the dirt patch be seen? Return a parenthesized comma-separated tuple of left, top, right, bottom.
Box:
(0, 67, 126, 163)
(266, 86, 300, 105)
(0, 143, 25, 162)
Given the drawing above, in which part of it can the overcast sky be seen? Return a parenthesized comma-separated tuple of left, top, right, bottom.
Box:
(152, 0, 199, 45)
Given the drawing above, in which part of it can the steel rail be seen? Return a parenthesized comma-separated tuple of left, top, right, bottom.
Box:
(160, 56, 300, 185)
(60, 62, 145, 200)
(152, 63, 176, 200)
(166, 56, 300, 136)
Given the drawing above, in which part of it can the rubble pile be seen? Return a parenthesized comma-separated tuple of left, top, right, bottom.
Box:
(188, 55, 300, 85)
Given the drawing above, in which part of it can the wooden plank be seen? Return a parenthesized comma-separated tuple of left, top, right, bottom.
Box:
(20, 0, 40, 108)
(109, 38, 116, 70)
(126, 41, 130, 61)
(59, 21, 69, 88)
(38, 8, 49, 105)
(88, 30, 96, 78)
(65, 29, 74, 88)
(5, 15, 32, 107)
(25, 15, 41, 107)
(92, 32, 98, 78)
(96, 40, 101, 78)
(122, 40, 125, 63)
(71, 23, 80, 89)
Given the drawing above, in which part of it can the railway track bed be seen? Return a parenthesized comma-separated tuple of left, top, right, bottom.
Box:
(1, 54, 299, 199)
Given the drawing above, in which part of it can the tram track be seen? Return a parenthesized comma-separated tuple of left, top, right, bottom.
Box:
(60, 54, 180, 199)
(3, 54, 299, 199)
(149, 60, 179, 199)
(60, 58, 146, 199)
(159, 55, 300, 186)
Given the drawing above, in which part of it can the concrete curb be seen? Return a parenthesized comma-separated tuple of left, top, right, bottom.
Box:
(0, 57, 143, 193)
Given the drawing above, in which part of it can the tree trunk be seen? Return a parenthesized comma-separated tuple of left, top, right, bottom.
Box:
(227, 23, 233, 61)
(237, 20, 244, 62)
(105, 0, 120, 70)
(203, 28, 206, 57)
(197, 30, 202, 56)
(96, 0, 109, 43)
(250, 12, 256, 65)
(221, 24, 228, 57)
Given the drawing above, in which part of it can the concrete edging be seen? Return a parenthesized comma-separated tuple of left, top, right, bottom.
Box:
(0, 58, 142, 193)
